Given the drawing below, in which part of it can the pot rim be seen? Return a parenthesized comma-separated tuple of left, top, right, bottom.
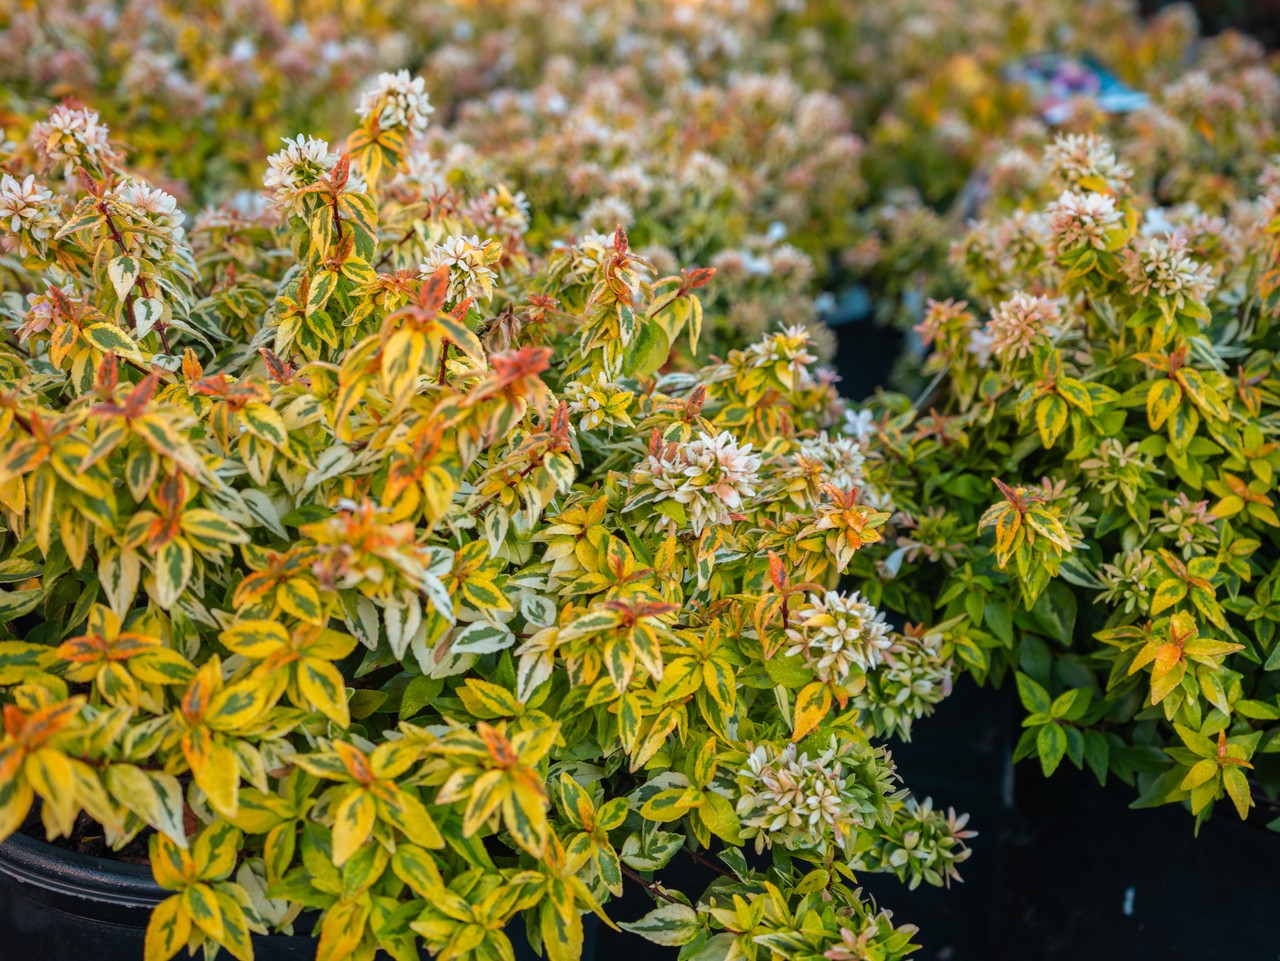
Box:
(0, 830, 166, 909)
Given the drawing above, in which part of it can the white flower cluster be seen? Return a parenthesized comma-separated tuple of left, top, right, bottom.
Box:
(1044, 133, 1132, 193)
(709, 238, 816, 287)
(950, 210, 1051, 293)
(1120, 234, 1214, 310)
(843, 407, 877, 443)
(109, 179, 185, 261)
(987, 146, 1043, 198)
(785, 590, 892, 686)
(0, 174, 60, 256)
(739, 323, 818, 381)
(736, 737, 902, 855)
(985, 291, 1062, 364)
(853, 628, 954, 741)
(389, 149, 447, 197)
(628, 430, 761, 535)
(852, 796, 975, 890)
(1046, 190, 1123, 256)
(795, 431, 867, 491)
(29, 103, 115, 178)
(264, 135, 339, 213)
(419, 234, 504, 302)
(580, 195, 635, 233)
(357, 69, 435, 138)
(482, 186, 531, 236)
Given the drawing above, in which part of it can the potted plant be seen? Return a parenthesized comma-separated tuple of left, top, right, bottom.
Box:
(849, 127, 1280, 830)
(0, 77, 972, 961)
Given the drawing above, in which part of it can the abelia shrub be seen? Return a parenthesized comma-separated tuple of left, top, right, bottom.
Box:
(853, 133, 1280, 830)
(0, 88, 968, 961)
(0, 1, 1226, 359)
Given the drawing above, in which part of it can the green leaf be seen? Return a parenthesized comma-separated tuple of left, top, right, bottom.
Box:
(1015, 672, 1051, 714)
(84, 323, 141, 357)
(698, 791, 742, 845)
(1037, 723, 1068, 776)
(618, 902, 700, 947)
(639, 788, 697, 823)
(105, 765, 187, 847)
(1223, 766, 1252, 819)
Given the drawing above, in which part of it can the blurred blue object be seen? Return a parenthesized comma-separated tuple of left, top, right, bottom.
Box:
(1005, 54, 1150, 125)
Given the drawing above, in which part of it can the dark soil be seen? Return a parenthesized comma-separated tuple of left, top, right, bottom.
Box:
(22, 809, 152, 865)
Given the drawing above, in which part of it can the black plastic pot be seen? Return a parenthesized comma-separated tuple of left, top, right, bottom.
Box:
(0, 831, 593, 961)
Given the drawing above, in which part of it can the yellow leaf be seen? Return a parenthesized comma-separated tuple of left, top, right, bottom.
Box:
(376, 784, 443, 850)
(189, 736, 240, 818)
(0, 773, 34, 843)
(298, 658, 351, 727)
(504, 778, 549, 857)
(145, 896, 191, 961)
(317, 898, 371, 961)
(1146, 379, 1181, 431)
(792, 681, 832, 742)
(182, 882, 224, 944)
(1149, 578, 1188, 616)
(1223, 766, 1252, 819)
(331, 789, 376, 867)
(26, 747, 77, 837)
(1034, 394, 1069, 448)
(992, 507, 1022, 565)
(279, 578, 325, 625)
(219, 621, 289, 659)
(212, 889, 254, 961)
(381, 329, 428, 414)
(207, 674, 277, 731)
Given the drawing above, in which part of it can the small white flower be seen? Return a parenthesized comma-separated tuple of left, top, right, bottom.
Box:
(629, 430, 761, 535)
(736, 737, 901, 855)
(843, 408, 877, 442)
(30, 104, 115, 178)
(796, 432, 867, 491)
(357, 70, 435, 137)
(740, 324, 818, 381)
(419, 234, 503, 302)
(1046, 190, 1123, 255)
(389, 149, 447, 196)
(264, 135, 337, 212)
(580, 195, 634, 233)
(986, 292, 1062, 363)
(0, 174, 59, 254)
(853, 629, 955, 740)
(1121, 234, 1214, 309)
(1044, 133, 1132, 192)
(785, 590, 893, 684)
(109, 179, 185, 259)
(966, 327, 994, 367)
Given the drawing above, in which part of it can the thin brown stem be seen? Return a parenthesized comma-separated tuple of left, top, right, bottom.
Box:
(469, 460, 540, 518)
(97, 202, 173, 354)
(375, 223, 419, 270)
(438, 340, 450, 385)
(620, 865, 679, 904)
(332, 195, 345, 243)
